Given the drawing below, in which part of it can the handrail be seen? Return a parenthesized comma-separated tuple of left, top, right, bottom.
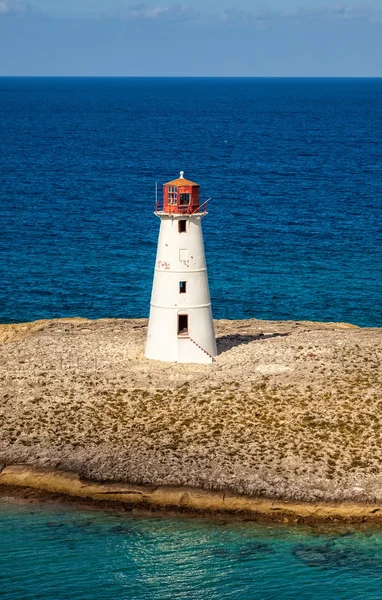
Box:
(188, 335, 214, 360)
(177, 333, 214, 361)
(190, 197, 211, 215)
(155, 198, 211, 215)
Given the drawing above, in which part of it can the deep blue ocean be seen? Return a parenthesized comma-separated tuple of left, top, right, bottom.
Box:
(1, 77, 381, 326)
(2, 498, 382, 600)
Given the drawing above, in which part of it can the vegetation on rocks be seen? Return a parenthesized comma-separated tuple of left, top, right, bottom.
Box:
(0, 317, 381, 503)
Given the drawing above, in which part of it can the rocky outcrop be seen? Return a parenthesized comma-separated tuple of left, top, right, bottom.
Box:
(0, 317, 381, 507)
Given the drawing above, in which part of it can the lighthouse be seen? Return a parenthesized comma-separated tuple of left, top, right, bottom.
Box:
(145, 172, 217, 364)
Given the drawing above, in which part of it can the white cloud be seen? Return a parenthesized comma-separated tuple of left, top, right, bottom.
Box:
(218, 4, 382, 26)
(284, 4, 381, 22)
(217, 8, 269, 30)
(217, 9, 253, 23)
(104, 3, 199, 22)
(0, 0, 32, 16)
(2, 1, 379, 25)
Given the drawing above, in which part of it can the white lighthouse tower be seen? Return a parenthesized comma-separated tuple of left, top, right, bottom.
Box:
(145, 172, 217, 364)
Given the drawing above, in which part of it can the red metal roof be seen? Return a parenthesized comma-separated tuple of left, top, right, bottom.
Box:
(164, 176, 199, 187)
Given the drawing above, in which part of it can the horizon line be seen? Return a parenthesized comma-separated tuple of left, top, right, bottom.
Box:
(1, 75, 382, 79)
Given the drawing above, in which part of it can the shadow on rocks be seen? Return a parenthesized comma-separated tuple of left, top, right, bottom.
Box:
(217, 332, 289, 354)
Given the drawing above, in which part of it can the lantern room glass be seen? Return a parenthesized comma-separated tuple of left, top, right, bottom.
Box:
(179, 193, 191, 206)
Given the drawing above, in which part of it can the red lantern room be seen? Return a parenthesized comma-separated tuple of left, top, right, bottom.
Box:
(160, 171, 200, 215)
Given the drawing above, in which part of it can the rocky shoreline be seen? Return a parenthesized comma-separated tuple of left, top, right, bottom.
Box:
(0, 317, 381, 517)
(2, 465, 382, 524)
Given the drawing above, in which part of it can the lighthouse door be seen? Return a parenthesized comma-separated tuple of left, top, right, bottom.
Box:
(178, 314, 189, 336)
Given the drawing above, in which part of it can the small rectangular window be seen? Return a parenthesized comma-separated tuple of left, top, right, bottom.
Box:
(168, 186, 178, 205)
(179, 281, 187, 294)
(178, 314, 188, 335)
(178, 220, 187, 233)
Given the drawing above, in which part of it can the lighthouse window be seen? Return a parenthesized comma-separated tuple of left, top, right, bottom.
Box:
(178, 220, 187, 233)
(179, 281, 187, 294)
(168, 187, 178, 204)
(178, 315, 188, 335)
(179, 193, 191, 206)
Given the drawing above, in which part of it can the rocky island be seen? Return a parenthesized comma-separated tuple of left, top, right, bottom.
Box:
(0, 317, 381, 522)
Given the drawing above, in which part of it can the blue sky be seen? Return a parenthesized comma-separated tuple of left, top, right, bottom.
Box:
(1, 1, 382, 76)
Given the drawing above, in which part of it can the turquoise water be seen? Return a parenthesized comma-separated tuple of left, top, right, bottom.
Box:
(2, 499, 382, 599)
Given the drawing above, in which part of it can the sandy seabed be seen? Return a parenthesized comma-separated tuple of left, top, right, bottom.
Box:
(0, 317, 381, 521)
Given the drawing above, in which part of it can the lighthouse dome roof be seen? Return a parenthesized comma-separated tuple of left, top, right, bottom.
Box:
(164, 172, 199, 187)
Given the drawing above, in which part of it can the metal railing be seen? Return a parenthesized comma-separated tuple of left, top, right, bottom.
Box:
(155, 198, 211, 215)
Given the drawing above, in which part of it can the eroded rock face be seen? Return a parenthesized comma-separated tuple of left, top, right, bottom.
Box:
(0, 317, 381, 503)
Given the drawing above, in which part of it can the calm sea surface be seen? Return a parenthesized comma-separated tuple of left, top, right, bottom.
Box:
(1, 77, 381, 326)
(2, 498, 382, 600)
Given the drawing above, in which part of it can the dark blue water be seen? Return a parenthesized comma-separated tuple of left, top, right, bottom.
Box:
(1, 77, 381, 325)
(2, 499, 382, 600)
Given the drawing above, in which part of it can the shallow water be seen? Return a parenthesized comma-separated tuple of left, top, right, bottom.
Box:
(1, 77, 381, 326)
(2, 499, 382, 599)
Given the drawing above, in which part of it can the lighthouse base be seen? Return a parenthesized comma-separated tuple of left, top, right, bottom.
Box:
(146, 336, 213, 364)
(145, 305, 217, 365)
